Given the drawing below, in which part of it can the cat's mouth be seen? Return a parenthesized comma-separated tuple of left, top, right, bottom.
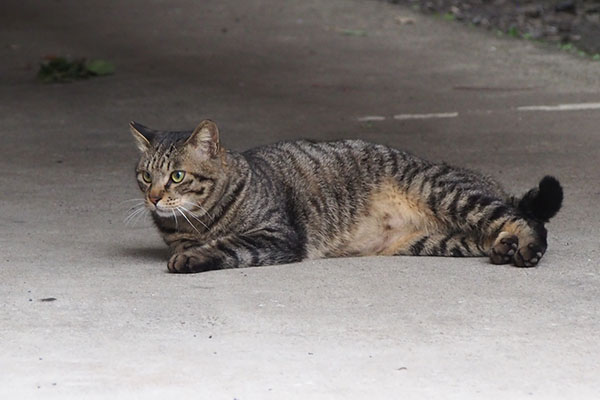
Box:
(152, 204, 177, 218)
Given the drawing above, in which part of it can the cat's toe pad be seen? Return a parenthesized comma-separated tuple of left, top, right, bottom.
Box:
(490, 234, 519, 265)
(513, 243, 545, 268)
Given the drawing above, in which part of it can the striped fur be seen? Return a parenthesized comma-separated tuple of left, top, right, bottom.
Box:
(130, 120, 563, 273)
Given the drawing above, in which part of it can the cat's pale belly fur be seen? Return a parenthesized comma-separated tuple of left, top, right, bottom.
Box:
(316, 179, 440, 258)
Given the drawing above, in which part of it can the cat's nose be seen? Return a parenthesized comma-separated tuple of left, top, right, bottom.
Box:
(148, 194, 161, 205)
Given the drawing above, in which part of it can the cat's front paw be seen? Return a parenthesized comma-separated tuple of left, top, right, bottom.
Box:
(167, 251, 221, 273)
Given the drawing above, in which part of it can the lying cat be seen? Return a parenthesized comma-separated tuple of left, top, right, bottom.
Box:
(130, 120, 562, 273)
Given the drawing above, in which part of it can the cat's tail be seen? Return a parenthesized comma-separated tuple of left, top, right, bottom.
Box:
(513, 176, 563, 223)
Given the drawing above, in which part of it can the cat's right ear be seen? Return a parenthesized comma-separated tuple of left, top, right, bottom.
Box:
(129, 121, 154, 152)
(185, 120, 221, 158)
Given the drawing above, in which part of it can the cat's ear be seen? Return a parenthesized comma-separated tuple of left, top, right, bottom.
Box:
(185, 119, 220, 158)
(129, 121, 155, 152)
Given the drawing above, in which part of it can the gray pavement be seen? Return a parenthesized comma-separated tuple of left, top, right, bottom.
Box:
(1, 0, 599, 398)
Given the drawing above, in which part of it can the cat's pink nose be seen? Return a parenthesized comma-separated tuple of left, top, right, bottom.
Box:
(148, 194, 161, 205)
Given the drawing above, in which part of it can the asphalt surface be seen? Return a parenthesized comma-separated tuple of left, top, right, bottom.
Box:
(1, 0, 599, 399)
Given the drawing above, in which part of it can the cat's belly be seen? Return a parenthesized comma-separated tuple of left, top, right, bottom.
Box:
(329, 179, 442, 257)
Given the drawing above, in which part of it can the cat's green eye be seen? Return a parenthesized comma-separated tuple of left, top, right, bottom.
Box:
(141, 171, 152, 183)
(171, 170, 185, 183)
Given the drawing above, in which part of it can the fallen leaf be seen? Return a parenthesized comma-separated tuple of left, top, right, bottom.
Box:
(395, 16, 416, 25)
(338, 28, 367, 37)
(86, 59, 115, 76)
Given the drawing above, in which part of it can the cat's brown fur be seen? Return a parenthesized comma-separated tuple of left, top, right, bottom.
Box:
(130, 120, 563, 273)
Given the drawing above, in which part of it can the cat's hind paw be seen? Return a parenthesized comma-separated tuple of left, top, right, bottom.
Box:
(513, 243, 545, 268)
(490, 233, 518, 265)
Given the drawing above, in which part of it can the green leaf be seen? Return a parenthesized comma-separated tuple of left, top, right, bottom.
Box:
(37, 57, 89, 83)
(86, 59, 115, 76)
(507, 26, 519, 38)
(339, 29, 367, 37)
(560, 43, 574, 51)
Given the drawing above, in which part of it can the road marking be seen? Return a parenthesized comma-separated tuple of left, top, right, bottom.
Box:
(393, 112, 458, 120)
(518, 102, 600, 111)
(357, 116, 386, 122)
(357, 102, 600, 123)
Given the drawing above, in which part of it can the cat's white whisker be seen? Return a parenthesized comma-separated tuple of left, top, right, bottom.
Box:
(127, 204, 146, 210)
(176, 207, 202, 234)
(118, 198, 146, 206)
(124, 206, 143, 223)
(182, 200, 214, 222)
(195, 204, 215, 221)
(133, 209, 150, 226)
(171, 209, 179, 230)
(124, 206, 148, 226)
(179, 206, 210, 230)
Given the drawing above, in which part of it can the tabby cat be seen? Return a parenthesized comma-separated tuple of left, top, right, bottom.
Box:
(130, 120, 563, 273)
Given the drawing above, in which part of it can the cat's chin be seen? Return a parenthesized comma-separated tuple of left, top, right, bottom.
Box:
(153, 207, 176, 218)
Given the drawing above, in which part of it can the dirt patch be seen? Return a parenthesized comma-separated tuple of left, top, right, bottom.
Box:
(388, 0, 600, 56)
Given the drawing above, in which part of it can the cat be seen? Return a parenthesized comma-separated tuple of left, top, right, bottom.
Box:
(130, 119, 563, 273)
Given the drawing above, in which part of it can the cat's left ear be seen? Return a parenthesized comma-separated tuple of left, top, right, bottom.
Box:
(185, 120, 220, 158)
(129, 121, 155, 152)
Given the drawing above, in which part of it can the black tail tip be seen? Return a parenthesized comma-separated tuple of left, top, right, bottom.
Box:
(517, 176, 563, 222)
(539, 175, 561, 193)
(536, 175, 563, 221)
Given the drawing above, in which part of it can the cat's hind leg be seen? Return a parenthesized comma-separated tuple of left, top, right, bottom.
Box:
(488, 219, 547, 267)
(389, 231, 487, 257)
(489, 231, 518, 265)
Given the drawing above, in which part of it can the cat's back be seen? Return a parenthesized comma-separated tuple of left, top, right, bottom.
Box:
(243, 138, 412, 185)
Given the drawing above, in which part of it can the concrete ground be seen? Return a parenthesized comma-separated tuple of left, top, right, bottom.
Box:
(1, 0, 599, 398)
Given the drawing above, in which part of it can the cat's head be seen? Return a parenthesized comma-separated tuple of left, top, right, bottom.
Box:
(130, 119, 226, 219)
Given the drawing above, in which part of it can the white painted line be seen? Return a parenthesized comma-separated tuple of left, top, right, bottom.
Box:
(393, 112, 458, 120)
(518, 102, 600, 111)
(357, 115, 386, 122)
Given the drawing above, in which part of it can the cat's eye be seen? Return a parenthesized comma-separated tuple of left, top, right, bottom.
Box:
(171, 170, 185, 183)
(141, 171, 152, 183)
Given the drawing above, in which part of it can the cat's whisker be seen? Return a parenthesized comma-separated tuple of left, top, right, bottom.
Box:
(123, 205, 143, 223)
(179, 206, 210, 230)
(124, 206, 148, 226)
(133, 208, 150, 226)
(182, 201, 214, 222)
(118, 198, 147, 206)
(176, 207, 202, 234)
(122, 202, 147, 220)
(126, 204, 146, 211)
(195, 204, 215, 222)
(180, 202, 208, 222)
(125, 209, 145, 225)
(172, 209, 179, 230)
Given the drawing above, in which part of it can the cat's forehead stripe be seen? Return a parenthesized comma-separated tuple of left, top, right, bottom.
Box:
(140, 139, 183, 173)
